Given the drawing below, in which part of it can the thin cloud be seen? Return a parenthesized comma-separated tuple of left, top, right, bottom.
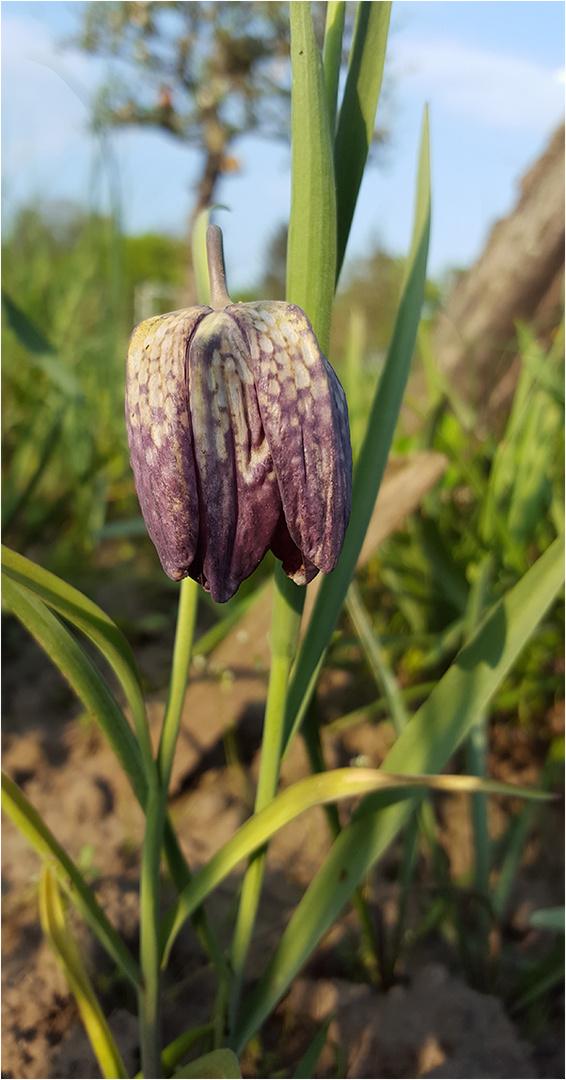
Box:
(392, 37, 565, 132)
(2, 13, 101, 163)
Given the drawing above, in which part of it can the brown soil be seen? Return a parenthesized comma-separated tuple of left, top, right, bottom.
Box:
(2, 597, 563, 1080)
(2, 454, 563, 1080)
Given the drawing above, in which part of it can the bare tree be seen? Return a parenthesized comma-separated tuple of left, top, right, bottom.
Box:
(75, 1, 298, 224)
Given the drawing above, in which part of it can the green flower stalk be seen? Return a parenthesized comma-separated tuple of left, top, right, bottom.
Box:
(126, 225, 352, 602)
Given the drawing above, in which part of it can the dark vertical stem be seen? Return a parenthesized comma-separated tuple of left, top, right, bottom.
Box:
(206, 225, 232, 310)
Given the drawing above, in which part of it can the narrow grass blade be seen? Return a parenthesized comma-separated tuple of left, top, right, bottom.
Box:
(138, 582, 199, 1078)
(1, 573, 147, 803)
(384, 810, 420, 982)
(322, 1, 346, 136)
(1, 545, 152, 771)
(193, 586, 266, 657)
(344, 305, 368, 459)
(418, 516, 470, 615)
(39, 867, 129, 1080)
(171, 1048, 242, 1078)
(284, 108, 431, 753)
(529, 908, 565, 933)
(346, 578, 410, 735)
(287, 1, 336, 353)
(510, 948, 565, 1012)
(192, 208, 213, 305)
(292, 1018, 331, 1079)
(1, 413, 65, 535)
(480, 328, 562, 564)
(334, 1, 392, 280)
(464, 554, 494, 911)
(418, 320, 476, 431)
(161, 767, 550, 968)
(2, 771, 141, 988)
(492, 801, 537, 921)
(162, 767, 396, 966)
(158, 576, 199, 786)
(2, 555, 225, 978)
(229, 569, 305, 1034)
(492, 753, 556, 920)
(160, 1024, 214, 1074)
(325, 680, 437, 735)
(2, 288, 81, 396)
(235, 534, 564, 1051)
(1, 545, 141, 695)
(2, 288, 56, 354)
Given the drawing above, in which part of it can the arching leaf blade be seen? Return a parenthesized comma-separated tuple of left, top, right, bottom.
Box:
(284, 108, 431, 753)
(335, 1, 392, 280)
(236, 534, 564, 1050)
(2, 771, 141, 989)
(2, 573, 146, 802)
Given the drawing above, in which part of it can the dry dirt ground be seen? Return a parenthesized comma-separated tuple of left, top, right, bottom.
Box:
(2, 460, 563, 1079)
(2, 593, 564, 1080)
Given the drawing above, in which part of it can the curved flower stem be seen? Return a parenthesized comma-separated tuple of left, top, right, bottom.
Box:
(206, 224, 232, 310)
(158, 576, 200, 788)
(228, 563, 305, 1041)
(138, 576, 199, 1079)
(138, 776, 164, 1079)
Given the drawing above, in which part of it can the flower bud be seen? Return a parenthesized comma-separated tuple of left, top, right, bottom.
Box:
(126, 226, 352, 603)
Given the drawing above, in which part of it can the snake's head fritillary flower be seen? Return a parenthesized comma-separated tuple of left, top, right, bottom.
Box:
(126, 225, 352, 603)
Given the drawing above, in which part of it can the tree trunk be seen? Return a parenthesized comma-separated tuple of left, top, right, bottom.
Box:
(184, 118, 230, 304)
(193, 148, 226, 225)
(431, 124, 564, 424)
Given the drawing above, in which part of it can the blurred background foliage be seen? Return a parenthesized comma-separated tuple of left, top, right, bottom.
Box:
(2, 186, 562, 729)
(0, 195, 438, 571)
(0, 0, 392, 579)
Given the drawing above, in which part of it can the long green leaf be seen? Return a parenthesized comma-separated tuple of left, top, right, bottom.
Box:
(161, 766, 549, 968)
(2, 288, 55, 354)
(464, 555, 494, 912)
(236, 535, 564, 1050)
(286, 1, 336, 353)
(2, 771, 140, 989)
(1, 414, 65, 534)
(529, 907, 565, 933)
(284, 108, 431, 753)
(1, 552, 224, 973)
(334, 1, 392, 280)
(159, 1024, 215, 1075)
(171, 1048, 242, 1079)
(2, 289, 81, 396)
(292, 1018, 331, 1079)
(1, 545, 152, 769)
(1, 546, 142, 695)
(192, 207, 213, 305)
(322, 1, 346, 136)
(1, 574, 147, 802)
(346, 579, 410, 735)
(39, 867, 129, 1080)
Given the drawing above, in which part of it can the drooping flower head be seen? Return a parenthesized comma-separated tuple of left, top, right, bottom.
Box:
(126, 225, 352, 603)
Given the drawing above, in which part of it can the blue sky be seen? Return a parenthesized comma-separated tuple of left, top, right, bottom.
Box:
(2, 1, 565, 291)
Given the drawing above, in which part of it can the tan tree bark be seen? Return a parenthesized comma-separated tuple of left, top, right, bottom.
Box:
(431, 124, 564, 420)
